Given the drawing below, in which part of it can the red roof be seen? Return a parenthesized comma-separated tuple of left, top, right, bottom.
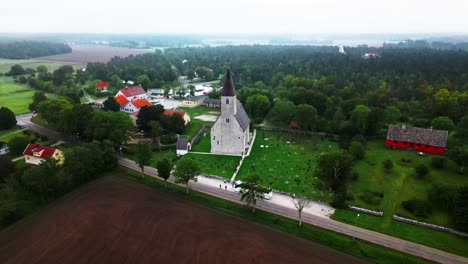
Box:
(23, 144, 57, 159)
(164, 110, 186, 117)
(97, 81, 108, 88)
(119, 85, 146, 97)
(131, 99, 152, 109)
(114, 95, 129, 107)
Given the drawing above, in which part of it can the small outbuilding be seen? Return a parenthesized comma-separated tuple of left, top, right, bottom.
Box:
(0, 141, 9, 155)
(176, 138, 191, 156)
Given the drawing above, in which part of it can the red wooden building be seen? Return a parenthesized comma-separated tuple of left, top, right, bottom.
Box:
(385, 125, 448, 155)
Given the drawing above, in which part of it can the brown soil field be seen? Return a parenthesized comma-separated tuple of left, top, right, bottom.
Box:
(36, 45, 153, 63)
(0, 176, 365, 264)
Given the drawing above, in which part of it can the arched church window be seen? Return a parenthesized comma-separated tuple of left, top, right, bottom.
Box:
(226, 99, 229, 104)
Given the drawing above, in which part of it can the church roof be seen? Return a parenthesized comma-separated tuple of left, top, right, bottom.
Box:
(176, 138, 189, 150)
(222, 69, 236, 96)
(234, 100, 250, 131)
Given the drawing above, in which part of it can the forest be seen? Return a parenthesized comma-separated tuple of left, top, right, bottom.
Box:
(0, 41, 72, 59)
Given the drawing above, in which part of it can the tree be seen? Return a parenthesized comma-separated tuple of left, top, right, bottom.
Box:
(157, 158, 172, 187)
(238, 174, 269, 213)
(22, 160, 61, 202)
(0, 156, 15, 181)
(86, 111, 134, 146)
(0, 107, 17, 130)
(292, 196, 310, 227)
(103, 96, 120, 112)
(173, 158, 200, 194)
(136, 104, 165, 132)
(351, 105, 371, 135)
(37, 97, 73, 125)
(454, 115, 468, 141)
(269, 99, 295, 125)
(383, 159, 393, 172)
(454, 187, 468, 232)
(415, 164, 429, 178)
(431, 116, 455, 131)
(29, 91, 47, 112)
(149, 120, 164, 151)
(447, 145, 468, 174)
(161, 113, 185, 134)
(349, 141, 365, 160)
(8, 64, 26, 76)
(384, 106, 401, 125)
(135, 141, 152, 176)
(293, 104, 317, 130)
(316, 151, 353, 190)
(245, 94, 271, 122)
(187, 69, 195, 80)
(137, 74, 151, 90)
(8, 136, 29, 156)
(188, 85, 195, 97)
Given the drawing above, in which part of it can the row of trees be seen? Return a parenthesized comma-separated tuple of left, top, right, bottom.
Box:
(0, 41, 71, 59)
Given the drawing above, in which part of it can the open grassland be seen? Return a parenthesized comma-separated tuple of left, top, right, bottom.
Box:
(0, 77, 34, 114)
(332, 140, 468, 257)
(181, 153, 240, 179)
(191, 133, 211, 152)
(36, 45, 153, 63)
(237, 130, 338, 200)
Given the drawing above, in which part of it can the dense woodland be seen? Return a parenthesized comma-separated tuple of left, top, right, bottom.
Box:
(0, 41, 71, 59)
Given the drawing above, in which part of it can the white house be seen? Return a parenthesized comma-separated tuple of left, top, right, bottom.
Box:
(182, 95, 207, 108)
(176, 138, 191, 156)
(115, 86, 152, 113)
(211, 70, 251, 156)
(115, 85, 147, 101)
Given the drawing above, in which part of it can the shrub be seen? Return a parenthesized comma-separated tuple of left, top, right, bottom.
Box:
(349, 172, 359, 181)
(160, 134, 177, 144)
(359, 191, 383, 206)
(415, 164, 429, 179)
(431, 156, 446, 169)
(346, 193, 355, 201)
(402, 199, 432, 218)
(400, 157, 412, 163)
(349, 141, 365, 160)
(383, 159, 393, 172)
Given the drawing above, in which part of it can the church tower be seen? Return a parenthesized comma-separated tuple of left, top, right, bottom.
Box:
(211, 69, 251, 156)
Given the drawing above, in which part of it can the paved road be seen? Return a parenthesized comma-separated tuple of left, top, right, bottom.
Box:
(16, 114, 81, 145)
(19, 114, 468, 264)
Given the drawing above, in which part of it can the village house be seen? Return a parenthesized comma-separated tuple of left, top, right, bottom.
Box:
(0, 141, 9, 155)
(176, 137, 191, 156)
(181, 95, 206, 108)
(164, 110, 191, 125)
(203, 98, 221, 108)
(97, 81, 108, 92)
(211, 70, 251, 156)
(385, 124, 448, 155)
(23, 144, 64, 165)
(114, 86, 152, 113)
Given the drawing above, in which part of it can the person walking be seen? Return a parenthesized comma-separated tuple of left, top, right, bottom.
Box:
(225, 185, 227, 190)
(219, 184, 222, 189)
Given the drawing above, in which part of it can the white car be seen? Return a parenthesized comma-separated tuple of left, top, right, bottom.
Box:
(234, 180, 273, 200)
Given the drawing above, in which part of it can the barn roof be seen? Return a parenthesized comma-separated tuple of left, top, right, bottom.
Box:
(119, 85, 146, 98)
(97, 81, 108, 88)
(176, 138, 189, 150)
(386, 125, 448, 147)
(234, 99, 250, 131)
(221, 69, 236, 96)
(164, 109, 186, 117)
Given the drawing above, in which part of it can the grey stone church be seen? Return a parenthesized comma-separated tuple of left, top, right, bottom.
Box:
(211, 70, 251, 156)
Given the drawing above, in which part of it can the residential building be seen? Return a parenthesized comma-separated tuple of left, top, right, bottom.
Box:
(23, 144, 64, 165)
(164, 110, 191, 125)
(385, 125, 448, 155)
(182, 95, 207, 108)
(0, 141, 9, 155)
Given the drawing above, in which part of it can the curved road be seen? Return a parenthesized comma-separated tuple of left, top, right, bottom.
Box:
(18, 114, 468, 264)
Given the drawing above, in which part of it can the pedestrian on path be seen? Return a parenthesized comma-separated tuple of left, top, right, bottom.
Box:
(219, 184, 222, 189)
(225, 185, 227, 190)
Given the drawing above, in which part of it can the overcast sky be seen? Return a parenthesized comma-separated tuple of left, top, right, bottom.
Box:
(1, 0, 467, 34)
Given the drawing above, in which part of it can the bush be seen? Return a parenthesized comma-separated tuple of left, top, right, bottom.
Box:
(415, 164, 429, 179)
(160, 133, 177, 144)
(359, 191, 384, 206)
(8, 136, 30, 156)
(349, 172, 359, 181)
(402, 199, 432, 218)
(349, 141, 365, 160)
(383, 159, 393, 172)
(400, 157, 412, 163)
(431, 156, 446, 169)
(346, 193, 355, 201)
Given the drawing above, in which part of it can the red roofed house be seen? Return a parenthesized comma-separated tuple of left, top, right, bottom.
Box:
(164, 110, 191, 125)
(385, 125, 448, 155)
(97, 81, 108, 91)
(114, 86, 152, 113)
(23, 144, 64, 165)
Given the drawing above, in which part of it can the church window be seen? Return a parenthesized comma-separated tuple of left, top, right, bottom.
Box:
(217, 141, 219, 145)
(213, 136, 215, 140)
(226, 118, 230, 123)
(226, 99, 229, 104)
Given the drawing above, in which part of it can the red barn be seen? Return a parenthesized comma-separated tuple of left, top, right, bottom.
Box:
(385, 125, 448, 155)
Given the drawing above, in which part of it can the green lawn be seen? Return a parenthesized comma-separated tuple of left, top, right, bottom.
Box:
(0, 127, 24, 142)
(178, 106, 219, 140)
(181, 153, 240, 179)
(237, 130, 338, 200)
(191, 133, 211, 152)
(0, 77, 35, 114)
(331, 140, 468, 257)
(123, 146, 177, 168)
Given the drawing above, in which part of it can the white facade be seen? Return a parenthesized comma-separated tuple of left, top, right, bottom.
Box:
(120, 102, 139, 113)
(0, 144, 9, 155)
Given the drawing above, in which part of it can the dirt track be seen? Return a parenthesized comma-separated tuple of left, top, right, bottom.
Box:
(0, 176, 365, 264)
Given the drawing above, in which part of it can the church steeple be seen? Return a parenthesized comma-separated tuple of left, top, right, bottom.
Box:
(222, 69, 236, 96)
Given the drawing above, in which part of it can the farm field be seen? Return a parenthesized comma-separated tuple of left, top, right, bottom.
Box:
(181, 153, 240, 179)
(236, 130, 338, 200)
(332, 140, 468, 257)
(36, 45, 154, 63)
(0, 58, 84, 73)
(0, 77, 34, 114)
(0, 176, 364, 264)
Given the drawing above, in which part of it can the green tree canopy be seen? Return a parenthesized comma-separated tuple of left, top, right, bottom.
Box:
(173, 158, 200, 194)
(0, 107, 17, 130)
(157, 158, 172, 187)
(86, 111, 134, 146)
(293, 104, 317, 130)
(135, 141, 152, 176)
(351, 105, 371, 135)
(103, 96, 121, 112)
(238, 174, 269, 213)
(431, 116, 455, 131)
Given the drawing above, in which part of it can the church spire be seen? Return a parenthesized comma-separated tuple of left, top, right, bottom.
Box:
(222, 69, 236, 96)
